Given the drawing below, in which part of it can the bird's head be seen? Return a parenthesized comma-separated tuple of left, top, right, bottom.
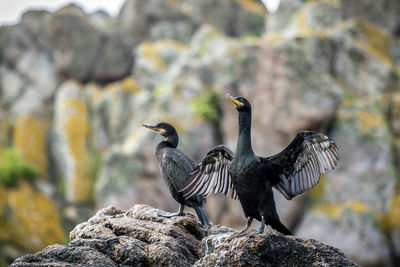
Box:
(143, 122, 177, 138)
(226, 94, 251, 113)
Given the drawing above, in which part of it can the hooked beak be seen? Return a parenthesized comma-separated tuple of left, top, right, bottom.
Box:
(226, 94, 244, 107)
(143, 124, 163, 132)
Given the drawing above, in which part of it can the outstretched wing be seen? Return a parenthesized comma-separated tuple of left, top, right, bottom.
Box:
(263, 131, 339, 200)
(179, 145, 238, 200)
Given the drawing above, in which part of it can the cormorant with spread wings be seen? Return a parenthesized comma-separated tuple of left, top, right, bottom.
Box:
(180, 95, 339, 237)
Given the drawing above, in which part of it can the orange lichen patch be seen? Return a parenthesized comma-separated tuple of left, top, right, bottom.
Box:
(352, 20, 392, 66)
(62, 98, 93, 202)
(13, 116, 49, 178)
(236, 0, 267, 16)
(121, 77, 141, 94)
(139, 40, 186, 69)
(0, 182, 65, 252)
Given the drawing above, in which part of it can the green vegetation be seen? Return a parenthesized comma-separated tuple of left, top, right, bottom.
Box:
(0, 148, 38, 187)
(191, 91, 220, 122)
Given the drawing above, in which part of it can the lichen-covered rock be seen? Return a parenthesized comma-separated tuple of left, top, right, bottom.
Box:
(52, 80, 93, 203)
(0, 182, 65, 262)
(134, 40, 186, 91)
(2, 0, 400, 265)
(13, 116, 49, 177)
(85, 78, 147, 149)
(340, 0, 400, 31)
(260, 1, 400, 266)
(268, 0, 400, 32)
(11, 205, 357, 267)
(117, 0, 266, 43)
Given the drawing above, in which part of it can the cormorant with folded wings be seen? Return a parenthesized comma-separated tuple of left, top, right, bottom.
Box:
(143, 122, 211, 229)
(180, 95, 339, 238)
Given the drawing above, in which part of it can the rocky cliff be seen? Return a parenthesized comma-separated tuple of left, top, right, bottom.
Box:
(11, 205, 357, 266)
(1, 0, 400, 266)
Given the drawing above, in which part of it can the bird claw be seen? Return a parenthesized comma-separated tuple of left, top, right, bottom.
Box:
(245, 230, 262, 238)
(245, 232, 257, 238)
(157, 212, 183, 218)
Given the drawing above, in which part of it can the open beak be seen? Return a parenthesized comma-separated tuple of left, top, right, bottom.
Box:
(226, 94, 244, 107)
(143, 124, 163, 132)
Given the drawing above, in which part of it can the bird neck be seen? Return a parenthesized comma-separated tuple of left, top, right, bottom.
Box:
(236, 110, 254, 156)
(156, 135, 178, 152)
(164, 133, 179, 148)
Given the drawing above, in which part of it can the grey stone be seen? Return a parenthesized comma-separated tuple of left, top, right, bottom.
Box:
(11, 205, 358, 267)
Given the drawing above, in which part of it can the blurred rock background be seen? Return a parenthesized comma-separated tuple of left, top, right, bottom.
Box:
(0, 0, 399, 266)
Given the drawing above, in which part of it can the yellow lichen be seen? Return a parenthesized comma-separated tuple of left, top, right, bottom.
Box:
(140, 40, 186, 70)
(309, 175, 326, 202)
(0, 182, 65, 252)
(295, 9, 309, 34)
(317, 203, 343, 219)
(121, 77, 141, 94)
(382, 195, 400, 230)
(166, 0, 191, 16)
(353, 20, 392, 66)
(357, 109, 384, 132)
(280, 8, 330, 40)
(0, 186, 6, 211)
(264, 32, 286, 46)
(348, 200, 368, 213)
(13, 116, 49, 178)
(236, 0, 267, 16)
(62, 98, 93, 202)
(0, 114, 10, 144)
(315, 200, 370, 219)
(86, 83, 105, 106)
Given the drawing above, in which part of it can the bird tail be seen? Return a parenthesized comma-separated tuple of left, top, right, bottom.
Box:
(270, 219, 292, 235)
(194, 206, 211, 229)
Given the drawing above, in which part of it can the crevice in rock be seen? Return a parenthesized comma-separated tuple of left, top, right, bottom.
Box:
(386, 93, 400, 267)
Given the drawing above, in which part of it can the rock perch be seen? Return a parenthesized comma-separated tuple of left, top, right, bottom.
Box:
(11, 205, 358, 266)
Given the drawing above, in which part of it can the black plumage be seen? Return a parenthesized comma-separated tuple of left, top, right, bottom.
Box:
(180, 95, 339, 237)
(143, 122, 211, 228)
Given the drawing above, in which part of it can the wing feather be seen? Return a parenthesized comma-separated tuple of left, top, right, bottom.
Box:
(179, 145, 237, 200)
(263, 131, 339, 200)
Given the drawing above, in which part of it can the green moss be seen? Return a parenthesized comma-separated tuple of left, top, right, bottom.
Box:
(191, 91, 220, 123)
(0, 148, 37, 187)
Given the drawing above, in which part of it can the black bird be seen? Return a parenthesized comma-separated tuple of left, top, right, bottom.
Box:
(143, 122, 211, 228)
(180, 95, 339, 237)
